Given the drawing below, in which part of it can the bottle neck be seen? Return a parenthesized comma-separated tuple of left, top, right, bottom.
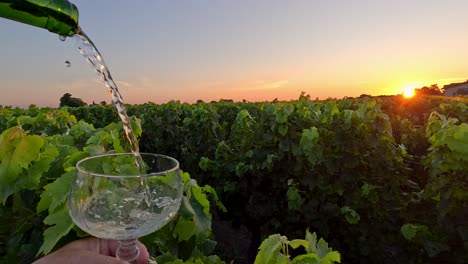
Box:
(0, 0, 79, 36)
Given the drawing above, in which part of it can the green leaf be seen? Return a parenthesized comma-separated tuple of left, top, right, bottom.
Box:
(289, 239, 309, 249)
(445, 123, 468, 155)
(299, 127, 322, 165)
(111, 130, 124, 152)
(130, 117, 142, 138)
(274, 253, 290, 264)
(305, 230, 318, 253)
(183, 256, 226, 264)
(0, 127, 48, 204)
(278, 124, 288, 136)
(401, 223, 428, 241)
(0, 128, 23, 162)
(254, 234, 283, 264)
(1, 145, 58, 205)
(340, 206, 360, 224)
(16, 115, 36, 126)
(155, 252, 180, 264)
(201, 185, 226, 212)
(291, 253, 320, 264)
(287, 181, 304, 210)
(37, 171, 74, 213)
(9, 135, 44, 174)
(37, 205, 74, 256)
(198, 239, 218, 256)
(181, 179, 213, 237)
(190, 194, 212, 236)
(190, 181, 211, 215)
(361, 183, 378, 197)
(174, 220, 197, 241)
(26, 144, 59, 177)
(198, 157, 211, 171)
(0, 128, 44, 183)
(316, 238, 332, 259)
(235, 162, 252, 177)
(162, 260, 183, 264)
(321, 251, 341, 263)
(181, 171, 191, 184)
(300, 127, 319, 147)
(63, 151, 88, 169)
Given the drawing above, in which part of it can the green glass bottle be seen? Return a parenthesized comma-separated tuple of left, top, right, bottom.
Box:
(0, 0, 79, 36)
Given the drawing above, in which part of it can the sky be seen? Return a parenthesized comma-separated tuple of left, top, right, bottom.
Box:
(1, 0, 468, 107)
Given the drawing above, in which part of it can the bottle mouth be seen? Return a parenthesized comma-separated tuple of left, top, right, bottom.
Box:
(0, 0, 79, 36)
(45, 1, 80, 36)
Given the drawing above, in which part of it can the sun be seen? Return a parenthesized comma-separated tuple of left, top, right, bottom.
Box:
(402, 87, 416, 98)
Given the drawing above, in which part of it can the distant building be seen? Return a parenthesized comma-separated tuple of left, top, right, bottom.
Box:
(443, 81, 468, 96)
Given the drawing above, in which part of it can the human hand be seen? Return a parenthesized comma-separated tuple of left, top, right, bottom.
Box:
(33, 237, 149, 264)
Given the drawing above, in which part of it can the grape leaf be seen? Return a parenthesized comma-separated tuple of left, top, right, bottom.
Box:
(174, 220, 197, 241)
(201, 185, 226, 212)
(254, 234, 283, 264)
(305, 230, 318, 253)
(37, 205, 74, 256)
(37, 171, 74, 213)
(0, 128, 43, 182)
(111, 130, 124, 152)
(182, 176, 212, 235)
(445, 123, 468, 155)
(316, 238, 332, 259)
(289, 239, 309, 249)
(278, 124, 288, 136)
(321, 251, 341, 263)
(291, 254, 320, 264)
(198, 157, 212, 171)
(8, 134, 44, 175)
(274, 254, 290, 264)
(0, 127, 46, 204)
(1, 145, 58, 205)
(184, 256, 226, 264)
(299, 127, 322, 165)
(188, 193, 212, 236)
(400, 223, 428, 241)
(340, 206, 360, 224)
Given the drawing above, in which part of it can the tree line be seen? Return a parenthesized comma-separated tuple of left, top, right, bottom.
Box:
(59, 93, 106, 107)
(58, 85, 450, 108)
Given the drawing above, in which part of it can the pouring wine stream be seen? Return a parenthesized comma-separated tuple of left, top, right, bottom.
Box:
(70, 28, 151, 205)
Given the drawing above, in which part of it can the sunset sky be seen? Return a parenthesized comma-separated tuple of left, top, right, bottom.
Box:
(1, 0, 468, 107)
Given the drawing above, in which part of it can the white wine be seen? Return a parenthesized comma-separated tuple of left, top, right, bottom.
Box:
(73, 30, 143, 164)
(71, 189, 181, 240)
(73, 30, 154, 206)
(2, 3, 183, 260)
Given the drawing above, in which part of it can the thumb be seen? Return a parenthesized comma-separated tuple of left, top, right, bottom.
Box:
(71, 253, 131, 264)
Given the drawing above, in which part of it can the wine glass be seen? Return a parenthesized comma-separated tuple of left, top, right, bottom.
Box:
(68, 153, 182, 262)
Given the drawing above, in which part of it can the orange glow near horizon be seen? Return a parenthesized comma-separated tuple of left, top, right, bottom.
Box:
(402, 86, 416, 98)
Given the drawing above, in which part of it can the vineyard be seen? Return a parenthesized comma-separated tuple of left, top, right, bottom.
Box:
(0, 94, 467, 263)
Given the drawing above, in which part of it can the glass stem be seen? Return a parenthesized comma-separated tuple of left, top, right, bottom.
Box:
(116, 239, 140, 263)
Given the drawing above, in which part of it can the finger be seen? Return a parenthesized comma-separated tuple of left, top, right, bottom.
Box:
(102, 239, 150, 264)
(135, 241, 150, 264)
(64, 237, 119, 256)
(34, 250, 128, 264)
(63, 237, 149, 263)
(70, 253, 129, 264)
(61, 237, 101, 252)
